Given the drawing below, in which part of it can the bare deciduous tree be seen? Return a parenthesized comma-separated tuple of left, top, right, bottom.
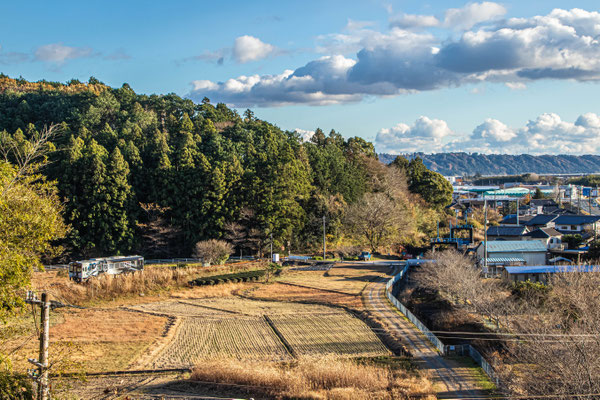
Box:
(193, 239, 233, 265)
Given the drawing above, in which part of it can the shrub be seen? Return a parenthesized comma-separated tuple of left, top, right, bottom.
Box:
(193, 239, 234, 265)
(0, 372, 34, 400)
(563, 234, 583, 249)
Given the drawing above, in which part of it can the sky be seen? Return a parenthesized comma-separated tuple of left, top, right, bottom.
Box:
(1, 0, 600, 155)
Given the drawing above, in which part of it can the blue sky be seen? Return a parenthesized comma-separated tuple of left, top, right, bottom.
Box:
(1, 1, 600, 155)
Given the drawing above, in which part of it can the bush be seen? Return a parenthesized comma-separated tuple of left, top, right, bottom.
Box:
(190, 270, 266, 286)
(0, 372, 34, 400)
(193, 239, 234, 265)
(563, 234, 583, 249)
(335, 245, 362, 260)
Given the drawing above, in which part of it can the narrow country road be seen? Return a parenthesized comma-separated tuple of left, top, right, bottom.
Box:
(363, 265, 483, 399)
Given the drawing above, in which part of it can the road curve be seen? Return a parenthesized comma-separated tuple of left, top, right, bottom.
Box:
(364, 270, 483, 399)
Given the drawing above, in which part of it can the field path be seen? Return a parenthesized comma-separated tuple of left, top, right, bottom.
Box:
(362, 263, 483, 399)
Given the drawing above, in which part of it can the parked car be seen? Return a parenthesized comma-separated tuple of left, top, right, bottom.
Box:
(358, 251, 371, 261)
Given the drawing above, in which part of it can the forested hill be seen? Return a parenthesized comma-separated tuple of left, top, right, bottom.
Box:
(379, 153, 600, 176)
(0, 75, 387, 258)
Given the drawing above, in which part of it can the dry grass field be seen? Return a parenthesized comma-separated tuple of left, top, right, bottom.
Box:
(248, 282, 365, 310)
(191, 356, 436, 400)
(5, 308, 167, 372)
(129, 297, 389, 367)
(277, 263, 389, 295)
(153, 317, 291, 368)
(269, 313, 390, 357)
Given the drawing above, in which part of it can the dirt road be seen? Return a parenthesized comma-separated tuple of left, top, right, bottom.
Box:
(364, 268, 484, 399)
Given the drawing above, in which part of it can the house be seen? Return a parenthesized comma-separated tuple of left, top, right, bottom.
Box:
(530, 199, 559, 214)
(500, 214, 533, 225)
(553, 215, 600, 238)
(523, 214, 557, 230)
(503, 265, 600, 284)
(523, 227, 563, 249)
(476, 240, 548, 276)
(486, 225, 529, 240)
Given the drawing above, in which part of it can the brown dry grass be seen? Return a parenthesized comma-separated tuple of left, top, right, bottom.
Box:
(276, 263, 388, 296)
(6, 308, 167, 373)
(32, 262, 265, 306)
(248, 282, 365, 310)
(191, 356, 436, 399)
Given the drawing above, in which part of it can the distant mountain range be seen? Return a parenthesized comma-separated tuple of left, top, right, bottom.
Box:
(378, 153, 600, 176)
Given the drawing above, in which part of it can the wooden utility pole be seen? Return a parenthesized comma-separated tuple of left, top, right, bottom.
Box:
(26, 291, 50, 400)
(322, 215, 326, 260)
(39, 293, 50, 400)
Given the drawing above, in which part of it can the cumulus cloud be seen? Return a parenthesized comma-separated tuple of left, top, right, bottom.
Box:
(443, 2, 506, 30)
(389, 14, 439, 30)
(377, 112, 600, 155)
(472, 118, 516, 142)
(375, 116, 453, 153)
(233, 35, 276, 63)
(190, 7, 600, 107)
(34, 43, 92, 64)
(185, 35, 277, 65)
(294, 128, 315, 142)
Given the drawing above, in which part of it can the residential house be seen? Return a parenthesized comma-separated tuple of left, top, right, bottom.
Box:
(523, 214, 557, 230)
(522, 227, 563, 249)
(553, 215, 600, 239)
(476, 240, 548, 277)
(486, 225, 529, 241)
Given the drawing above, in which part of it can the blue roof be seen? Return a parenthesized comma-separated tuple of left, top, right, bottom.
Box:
(486, 226, 528, 236)
(505, 265, 600, 274)
(482, 240, 547, 253)
(554, 215, 600, 225)
(524, 214, 557, 226)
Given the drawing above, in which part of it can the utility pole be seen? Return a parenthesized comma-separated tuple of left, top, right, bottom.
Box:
(484, 197, 488, 277)
(26, 292, 51, 400)
(270, 232, 273, 261)
(516, 198, 519, 226)
(322, 215, 326, 260)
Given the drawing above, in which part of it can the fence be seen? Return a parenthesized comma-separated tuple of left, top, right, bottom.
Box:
(145, 256, 256, 265)
(385, 262, 502, 389)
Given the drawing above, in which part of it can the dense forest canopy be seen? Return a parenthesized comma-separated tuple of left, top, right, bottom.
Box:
(0, 75, 449, 259)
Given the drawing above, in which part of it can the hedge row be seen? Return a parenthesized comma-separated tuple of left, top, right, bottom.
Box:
(190, 269, 266, 286)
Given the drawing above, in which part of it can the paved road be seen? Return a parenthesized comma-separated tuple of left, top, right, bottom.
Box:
(364, 270, 483, 399)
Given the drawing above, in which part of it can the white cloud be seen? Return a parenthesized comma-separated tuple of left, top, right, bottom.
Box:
(377, 112, 600, 155)
(390, 14, 440, 30)
(233, 35, 275, 63)
(505, 82, 526, 90)
(190, 7, 600, 107)
(0, 45, 29, 65)
(294, 128, 315, 142)
(444, 2, 507, 30)
(34, 43, 92, 64)
(472, 118, 516, 142)
(375, 116, 453, 153)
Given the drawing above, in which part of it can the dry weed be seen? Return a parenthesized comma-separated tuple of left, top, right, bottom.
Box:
(191, 355, 436, 399)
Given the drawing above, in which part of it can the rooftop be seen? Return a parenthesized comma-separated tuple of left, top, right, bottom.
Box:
(505, 265, 600, 274)
(554, 215, 600, 225)
(481, 240, 548, 253)
(486, 225, 529, 236)
(524, 214, 557, 226)
(523, 227, 562, 238)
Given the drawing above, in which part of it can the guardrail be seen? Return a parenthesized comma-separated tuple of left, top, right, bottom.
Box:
(385, 263, 502, 388)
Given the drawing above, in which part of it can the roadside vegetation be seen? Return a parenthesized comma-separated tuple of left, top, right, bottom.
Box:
(190, 356, 435, 400)
(410, 249, 600, 398)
